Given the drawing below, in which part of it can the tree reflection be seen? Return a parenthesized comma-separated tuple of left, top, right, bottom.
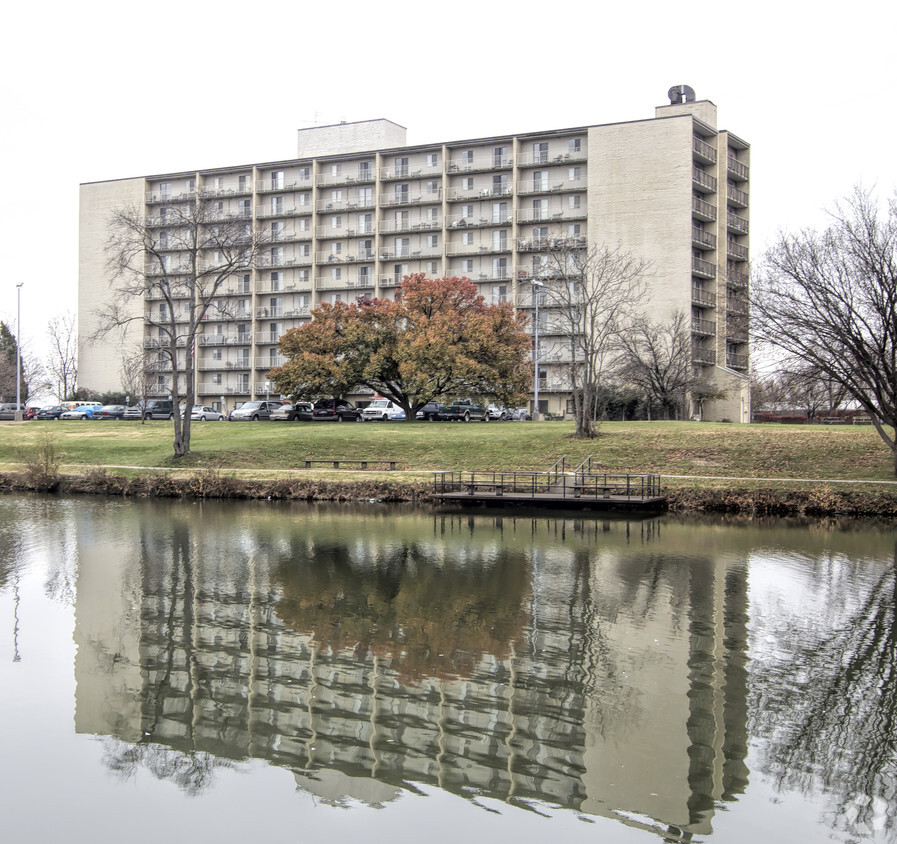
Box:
(274, 540, 531, 682)
(752, 555, 897, 836)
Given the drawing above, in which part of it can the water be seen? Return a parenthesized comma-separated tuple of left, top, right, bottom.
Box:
(0, 495, 894, 843)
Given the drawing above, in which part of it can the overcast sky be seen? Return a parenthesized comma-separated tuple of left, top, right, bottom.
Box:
(2, 0, 895, 368)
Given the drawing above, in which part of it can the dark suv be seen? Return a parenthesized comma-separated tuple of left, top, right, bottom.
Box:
(312, 399, 361, 422)
(143, 400, 175, 420)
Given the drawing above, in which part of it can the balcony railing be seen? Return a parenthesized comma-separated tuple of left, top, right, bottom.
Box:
(445, 185, 512, 202)
(256, 204, 312, 219)
(692, 197, 717, 222)
(726, 297, 749, 316)
(516, 177, 583, 196)
(516, 207, 586, 224)
(446, 156, 513, 174)
(380, 162, 443, 180)
(693, 136, 717, 164)
(692, 256, 716, 279)
(692, 168, 717, 194)
(445, 241, 511, 257)
(727, 184, 749, 208)
(516, 149, 586, 167)
(197, 333, 252, 346)
(692, 345, 716, 365)
(317, 224, 375, 238)
(380, 217, 441, 234)
(692, 227, 717, 250)
(316, 197, 376, 213)
(316, 169, 376, 187)
(727, 157, 749, 182)
(691, 318, 716, 336)
(256, 356, 285, 368)
(146, 189, 195, 204)
(727, 267, 749, 289)
(517, 236, 586, 252)
(727, 212, 750, 235)
(727, 241, 749, 261)
(726, 351, 749, 370)
(200, 182, 253, 198)
(256, 176, 312, 193)
(316, 249, 377, 264)
(692, 286, 717, 308)
(198, 382, 251, 395)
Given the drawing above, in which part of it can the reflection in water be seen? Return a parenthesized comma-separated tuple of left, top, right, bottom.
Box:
(70, 502, 749, 839)
(750, 547, 897, 837)
(1, 496, 891, 841)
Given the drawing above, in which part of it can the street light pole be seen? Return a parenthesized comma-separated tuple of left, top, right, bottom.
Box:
(531, 279, 544, 421)
(15, 283, 23, 422)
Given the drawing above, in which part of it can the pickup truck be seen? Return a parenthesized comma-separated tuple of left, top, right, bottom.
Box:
(441, 399, 488, 422)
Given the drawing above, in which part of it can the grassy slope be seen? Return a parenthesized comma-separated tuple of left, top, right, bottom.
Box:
(0, 419, 893, 487)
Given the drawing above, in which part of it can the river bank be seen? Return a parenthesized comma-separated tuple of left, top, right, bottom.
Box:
(3, 465, 897, 518)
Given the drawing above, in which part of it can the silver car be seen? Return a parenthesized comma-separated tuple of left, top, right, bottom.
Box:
(190, 405, 225, 421)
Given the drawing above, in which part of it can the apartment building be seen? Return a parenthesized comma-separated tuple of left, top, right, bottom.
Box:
(78, 86, 751, 420)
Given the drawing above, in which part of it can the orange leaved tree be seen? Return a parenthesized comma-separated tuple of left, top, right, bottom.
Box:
(269, 275, 531, 420)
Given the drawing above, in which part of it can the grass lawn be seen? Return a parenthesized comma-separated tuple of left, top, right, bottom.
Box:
(0, 418, 894, 487)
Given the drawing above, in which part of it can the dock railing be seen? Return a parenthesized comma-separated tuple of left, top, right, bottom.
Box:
(433, 457, 661, 501)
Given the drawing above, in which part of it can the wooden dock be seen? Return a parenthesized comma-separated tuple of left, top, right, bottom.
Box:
(432, 457, 667, 514)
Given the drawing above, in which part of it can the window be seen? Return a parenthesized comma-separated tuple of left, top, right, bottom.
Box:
(271, 221, 284, 241)
(427, 261, 438, 274)
(426, 152, 438, 167)
(358, 186, 372, 206)
(569, 195, 581, 209)
(298, 269, 309, 283)
(569, 167, 581, 181)
(298, 192, 310, 206)
(212, 373, 222, 385)
(237, 274, 251, 293)
(493, 230, 507, 251)
(495, 284, 508, 303)
(493, 173, 508, 193)
(238, 175, 248, 191)
(463, 149, 474, 165)
(462, 177, 473, 191)
(567, 223, 581, 237)
(159, 231, 169, 248)
(533, 142, 548, 163)
(298, 218, 310, 231)
(569, 138, 581, 154)
(331, 293, 342, 303)
(358, 161, 372, 178)
(270, 271, 282, 291)
(271, 196, 283, 215)
(426, 180, 439, 195)
(298, 293, 310, 308)
(532, 199, 547, 220)
(212, 348, 222, 360)
(238, 199, 251, 217)
(493, 257, 508, 279)
(330, 189, 343, 202)
(462, 204, 473, 218)
(358, 266, 371, 283)
(270, 246, 283, 264)
(534, 226, 548, 242)
(298, 243, 310, 256)
(493, 146, 508, 166)
(395, 184, 409, 203)
(426, 207, 438, 222)
(330, 267, 342, 280)
(426, 234, 439, 248)
(358, 213, 373, 234)
(271, 170, 284, 189)
(395, 237, 410, 257)
(159, 182, 171, 198)
(533, 171, 549, 191)
(359, 239, 373, 258)
(393, 263, 408, 282)
(298, 166, 311, 181)
(331, 215, 342, 229)
(394, 209, 409, 229)
(462, 231, 474, 245)
(330, 163, 342, 177)
(492, 201, 508, 223)
(394, 157, 409, 177)
(461, 259, 473, 273)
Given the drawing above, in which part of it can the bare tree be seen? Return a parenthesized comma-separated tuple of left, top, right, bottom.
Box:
(527, 239, 648, 437)
(778, 362, 849, 422)
(615, 309, 696, 420)
(752, 187, 897, 471)
(46, 311, 78, 400)
(98, 197, 267, 456)
(120, 346, 163, 422)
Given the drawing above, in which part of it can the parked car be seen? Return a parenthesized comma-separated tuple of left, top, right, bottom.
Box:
(93, 405, 127, 420)
(36, 405, 69, 420)
(190, 405, 225, 421)
(441, 399, 488, 422)
(228, 400, 285, 421)
(362, 399, 405, 421)
(24, 406, 41, 420)
(506, 407, 532, 421)
(0, 403, 27, 420)
(122, 405, 144, 420)
(61, 404, 99, 420)
(143, 399, 175, 420)
(485, 404, 509, 421)
(311, 399, 361, 422)
(416, 401, 446, 421)
(270, 402, 314, 421)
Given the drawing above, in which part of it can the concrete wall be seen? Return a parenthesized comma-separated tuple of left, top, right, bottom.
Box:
(297, 119, 407, 158)
(78, 179, 146, 394)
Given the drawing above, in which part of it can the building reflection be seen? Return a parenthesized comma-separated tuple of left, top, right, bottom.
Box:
(73, 503, 749, 838)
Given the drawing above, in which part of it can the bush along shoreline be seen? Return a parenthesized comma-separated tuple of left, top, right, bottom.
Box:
(3, 467, 897, 518)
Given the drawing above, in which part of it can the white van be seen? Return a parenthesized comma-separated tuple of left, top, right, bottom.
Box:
(361, 399, 405, 421)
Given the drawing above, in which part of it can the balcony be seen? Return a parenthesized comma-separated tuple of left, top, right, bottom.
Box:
(692, 227, 717, 251)
(727, 212, 750, 235)
(256, 254, 312, 269)
(197, 359, 249, 372)
(315, 249, 377, 264)
(445, 241, 511, 257)
(692, 286, 717, 308)
(691, 318, 716, 337)
(378, 190, 441, 208)
(727, 157, 749, 182)
(726, 297, 749, 316)
(692, 197, 717, 222)
(516, 148, 586, 167)
(446, 155, 512, 174)
(256, 204, 312, 219)
(198, 382, 251, 395)
(146, 189, 195, 204)
(516, 206, 586, 224)
(692, 256, 716, 279)
(256, 176, 312, 193)
(727, 241, 749, 261)
(517, 236, 586, 252)
(378, 246, 441, 260)
(380, 162, 443, 180)
(727, 184, 749, 209)
(726, 351, 749, 370)
(516, 176, 583, 196)
(692, 345, 716, 365)
(256, 356, 286, 368)
(314, 276, 373, 291)
(316, 169, 376, 188)
(316, 197, 376, 213)
(198, 333, 252, 346)
(317, 224, 375, 238)
(727, 267, 749, 289)
(445, 185, 512, 202)
(380, 217, 441, 234)
(445, 213, 511, 230)
(692, 168, 717, 194)
(692, 136, 717, 164)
